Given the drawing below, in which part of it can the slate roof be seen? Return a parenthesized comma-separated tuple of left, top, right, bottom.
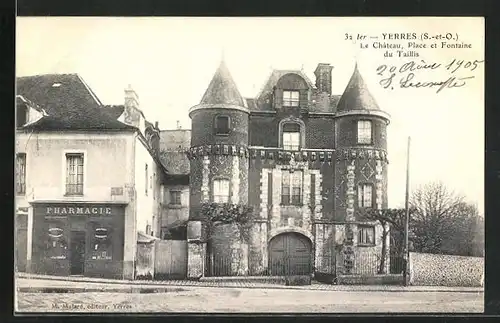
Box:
(16, 74, 134, 131)
(199, 60, 245, 107)
(256, 69, 316, 102)
(336, 64, 380, 112)
(159, 129, 191, 175)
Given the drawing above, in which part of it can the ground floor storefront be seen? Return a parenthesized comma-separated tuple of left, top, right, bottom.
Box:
(17, 202, 129, 279)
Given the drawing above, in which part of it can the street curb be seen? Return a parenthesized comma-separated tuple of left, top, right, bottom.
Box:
(16, 274, 483, 293)
(16, 284, 484, 294)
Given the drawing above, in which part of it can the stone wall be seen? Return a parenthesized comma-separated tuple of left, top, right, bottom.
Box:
(210, 223, 248, 276)
(409, 252, 484, 287)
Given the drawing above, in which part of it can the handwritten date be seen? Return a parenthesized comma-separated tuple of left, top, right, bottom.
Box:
(376, 59, 483, 93)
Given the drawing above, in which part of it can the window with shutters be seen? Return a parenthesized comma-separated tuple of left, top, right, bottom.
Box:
(16, 153, 26, 195)
(283, 90, 300, 107)
(215, 115, 230, 135)
(65, 153, 84, 195)
(357, 120, 372, 144)
(213, 179, 230, 203)
(358, 183, 374, 208)
(281, 170, 303, 205)
(282, 123, 301, 151)
(358, 225, 375, 246)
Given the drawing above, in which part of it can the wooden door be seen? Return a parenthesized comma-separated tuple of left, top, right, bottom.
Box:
(16, 229, 27, 272)
(269, 233, 312, 275)
(70, 231, 86, 275)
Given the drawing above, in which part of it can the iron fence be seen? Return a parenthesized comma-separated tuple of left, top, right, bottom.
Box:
(336, 250, 405, 276)
(206, 253, 312, 277)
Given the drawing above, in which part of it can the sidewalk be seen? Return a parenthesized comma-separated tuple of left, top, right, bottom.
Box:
(16, 272, 484, 293)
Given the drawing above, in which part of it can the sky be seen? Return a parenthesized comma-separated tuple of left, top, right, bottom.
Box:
(16, 17, 484, 214)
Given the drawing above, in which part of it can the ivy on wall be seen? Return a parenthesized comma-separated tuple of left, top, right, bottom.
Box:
(200, 202, 254, 243)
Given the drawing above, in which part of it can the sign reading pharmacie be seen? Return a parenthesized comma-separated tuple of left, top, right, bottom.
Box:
(41, 204, 116, 217)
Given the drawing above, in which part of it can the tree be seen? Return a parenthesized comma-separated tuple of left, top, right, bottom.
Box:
(409, 182, 483, 256)
(360, 208, 406, 274)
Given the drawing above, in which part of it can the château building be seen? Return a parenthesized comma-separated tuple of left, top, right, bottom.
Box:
(161, 60, 391, 278)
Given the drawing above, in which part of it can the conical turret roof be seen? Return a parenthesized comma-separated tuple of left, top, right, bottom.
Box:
(337, 63, 380, 112)
(199, 60, 245, 107)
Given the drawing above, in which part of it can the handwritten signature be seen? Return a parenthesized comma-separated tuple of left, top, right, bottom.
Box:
(376, 59, 484, 93)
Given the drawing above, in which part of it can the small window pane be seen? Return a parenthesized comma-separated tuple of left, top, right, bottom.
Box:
(357, 120, 372, 144)
(283, 91, 300, 107)
(66, 154, 84, 195)
(358, 226, 375, 245)
(213, 179, 230, 203)
(215, 116, 230, 135)
(283, 132, 300, 151)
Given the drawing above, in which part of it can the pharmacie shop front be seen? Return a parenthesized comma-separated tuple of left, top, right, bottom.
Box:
(30, 202, 127, 279)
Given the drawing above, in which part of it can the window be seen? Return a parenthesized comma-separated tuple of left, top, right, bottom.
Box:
(357, 120, 372, 144)
(16, 153, 26, 195)
(91, 226, 112, 260)
(66, 153, 84, 195)
(358, 225, 375, 245)
(283, 90, 300, 107)
(282, 171, 302, 205)
(170, 190, 182, 205)
(145, 164, 148, 196)
(282, 123, 300, 151)
(46, 225, 67, 260)
(358, 183, 373, 208)
(213, 179, 230, 203)
(16, 105, 29, 127)
(215, 115, 230, 135)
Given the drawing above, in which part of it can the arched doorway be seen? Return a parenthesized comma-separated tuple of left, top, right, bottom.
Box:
(268, 232, 312, 276)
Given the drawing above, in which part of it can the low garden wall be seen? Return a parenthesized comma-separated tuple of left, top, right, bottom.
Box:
(337, 274, 403, 285)
(409, 252, 483, 287)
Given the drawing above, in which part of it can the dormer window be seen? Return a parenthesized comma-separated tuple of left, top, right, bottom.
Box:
(357, 120, 372, 144)
(215, 115, 230, 135)
(283, 90, 300, 107)
(16, 104, 29, 127)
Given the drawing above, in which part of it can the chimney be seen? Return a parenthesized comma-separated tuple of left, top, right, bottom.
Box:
(155, 121, 159, 129)
(123, 85, 141, 128)
(124, 84, 139, 110)
(314, 63, 333, 95)
(176, 120, 182, 129)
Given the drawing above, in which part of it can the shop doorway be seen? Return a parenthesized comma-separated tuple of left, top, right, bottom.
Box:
(70, 231, 86, 275)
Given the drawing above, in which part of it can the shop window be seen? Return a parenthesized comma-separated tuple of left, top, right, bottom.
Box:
(215, 115, 230, 135)
(16, 153, 26, 195)
(46, 226, 67, 259)
(358, 225, 375, 246)
(66, 153, 84, 195)
(357, 120, 372, 144)
(91, 227, 112, 260)
(213, 179, 230, 203)
(281, 170, 303, 206)
(283, 90, 300, 107)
